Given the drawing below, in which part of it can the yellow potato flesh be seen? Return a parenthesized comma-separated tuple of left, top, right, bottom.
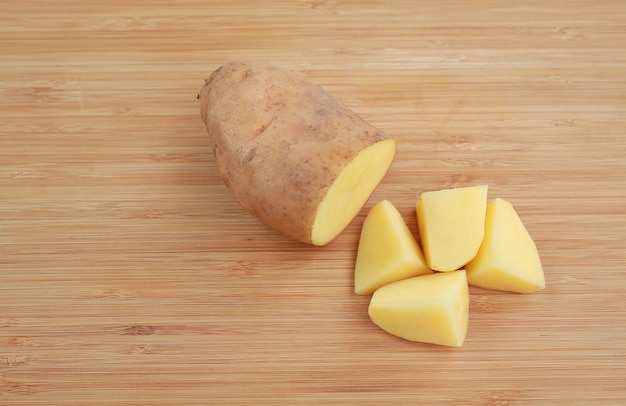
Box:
(311, 138, 396, 246)
(354, 200, 432, 295)
(368, 270, 469, 347)
(416, 185, 488, 272)
(466, 198, 545, 293)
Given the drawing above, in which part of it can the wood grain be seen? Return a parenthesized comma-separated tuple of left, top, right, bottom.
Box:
(1, 0, 626, 404)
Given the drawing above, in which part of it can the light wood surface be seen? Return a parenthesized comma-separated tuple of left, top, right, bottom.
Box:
(2, 1, 626, 404)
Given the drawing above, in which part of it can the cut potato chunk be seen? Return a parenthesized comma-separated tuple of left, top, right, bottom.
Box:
(466, 198, 545, 293)
(354, 200, 432, 295)
(416, 185, 488, 271)
(368, 270, 469, 347)
(312, 139, 397, 246)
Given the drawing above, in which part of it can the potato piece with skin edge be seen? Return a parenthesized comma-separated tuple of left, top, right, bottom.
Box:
(355, 200, 432, 296)
(466, 198, 545, 293)
(417, 185, 488, 272)
(199, 61, 396, 246)
(368, 270, 469, 347)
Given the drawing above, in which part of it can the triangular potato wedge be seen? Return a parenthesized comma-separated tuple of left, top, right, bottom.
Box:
(466, 198, 545, 293)
(355, 200, 431, 295)
(417, 185, 488, 271)
(368, 270, 469, 347)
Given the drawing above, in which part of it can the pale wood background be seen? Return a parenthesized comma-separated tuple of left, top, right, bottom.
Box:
(2, 1, 626, 404)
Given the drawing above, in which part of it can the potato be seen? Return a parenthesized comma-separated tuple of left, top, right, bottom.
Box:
(368, 270, 469, 347)
(354, 200, 431, 295)
(359, 190, 545, 347)
(416, 185, 488, 271)
(199, 61, 396, 246)
(466, 198, 545, 293)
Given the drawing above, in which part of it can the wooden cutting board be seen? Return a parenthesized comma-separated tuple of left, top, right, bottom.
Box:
(2, 1, 625, 404)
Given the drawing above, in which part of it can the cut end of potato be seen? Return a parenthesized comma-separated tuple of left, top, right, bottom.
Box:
(311, 138, 397, 246)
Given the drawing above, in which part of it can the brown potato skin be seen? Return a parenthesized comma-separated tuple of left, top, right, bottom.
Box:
(199, 61, 391, 245)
